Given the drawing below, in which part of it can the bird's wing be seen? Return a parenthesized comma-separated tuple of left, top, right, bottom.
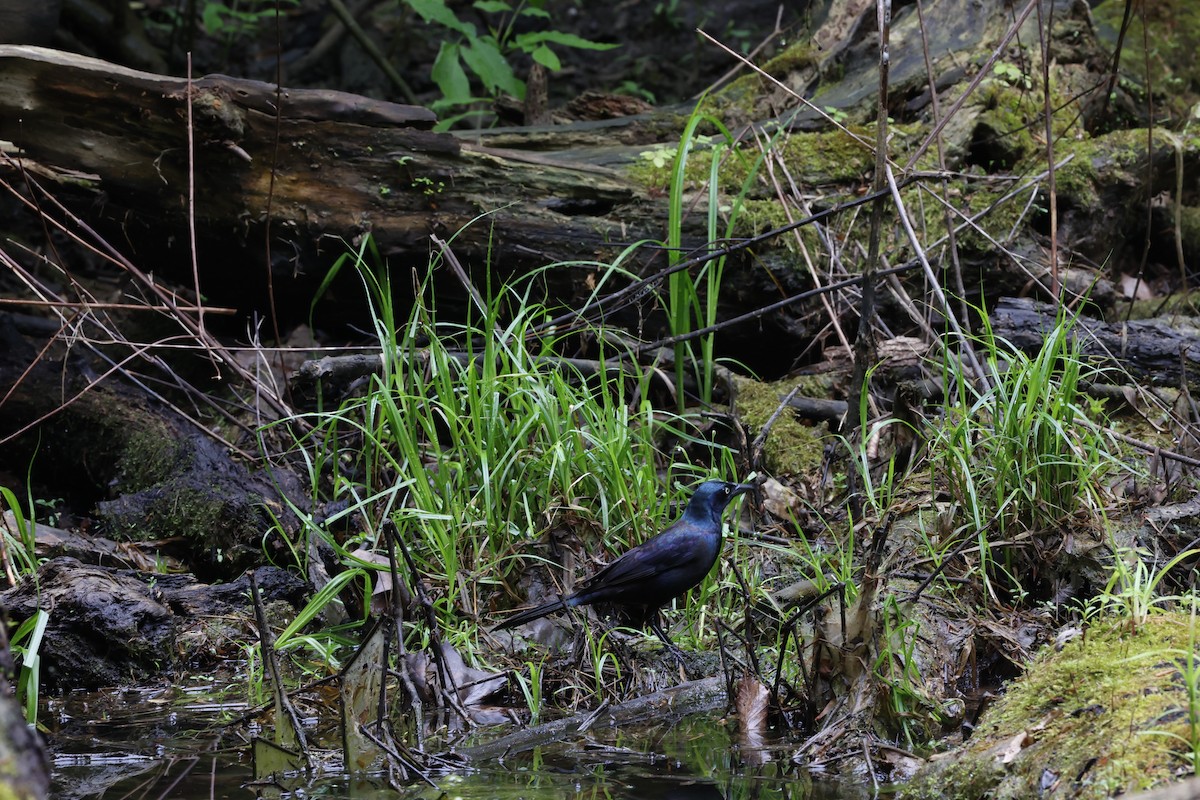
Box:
(579, 525, 693, 591)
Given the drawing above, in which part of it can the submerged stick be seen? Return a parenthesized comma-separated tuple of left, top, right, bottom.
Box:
(458, 676, 726, 762)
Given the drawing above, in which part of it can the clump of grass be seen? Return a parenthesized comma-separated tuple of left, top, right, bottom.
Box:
(927, 308, 1121, 600)
(270, 236, 739, 668)
(663, 106, 768, 410)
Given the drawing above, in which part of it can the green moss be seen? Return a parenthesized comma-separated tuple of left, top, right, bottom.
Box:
(1051, 127, 1191, 214)
(120, 421, 185, 489)
(714, 42, 817, 125)
(66, 392, 182, 492)
(900, 750, 1006, 800)
(633, 127, 872, 191)
(905, 614, 1200, 799)
(971, 81, 1039, 169)
(898, 179, 1026, 255)
(757, 42, 817, 81)
(732, 375, 827, 475)
(1051, 136, 1101, 208)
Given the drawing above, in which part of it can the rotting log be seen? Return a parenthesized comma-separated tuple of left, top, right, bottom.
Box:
(991, 296, 1200, 391)
(0, 45, 688, 331)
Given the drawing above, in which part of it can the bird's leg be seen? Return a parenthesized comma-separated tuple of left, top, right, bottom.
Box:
(648, 613, 687, 669)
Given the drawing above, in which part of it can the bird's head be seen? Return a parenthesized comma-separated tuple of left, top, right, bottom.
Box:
(686, 480, 754, 521)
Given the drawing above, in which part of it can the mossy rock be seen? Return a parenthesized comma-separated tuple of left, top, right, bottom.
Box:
(901, 614, 1200, 800)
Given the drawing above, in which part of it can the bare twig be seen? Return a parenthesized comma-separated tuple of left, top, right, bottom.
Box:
(914, 0, 972, 336)
(535, 186, 904, 336)
(0, 298, 236, 314)
(757, 130, 854, 360)
(845, 0, 892, 473)
(1035, 0, 1060, 300)
(1096, 0, 1136, 127)
(327, 0, 418, 104)
(696, 29, 876, 154)
(184, 55, 217, 377)
(885, 164, 988, 389)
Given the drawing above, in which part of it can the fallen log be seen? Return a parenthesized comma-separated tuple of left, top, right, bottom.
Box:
(991, 296, 1200, 391)
(0, 45, 665, 329)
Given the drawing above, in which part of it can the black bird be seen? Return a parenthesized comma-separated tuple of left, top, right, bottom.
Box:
(494, 480, 754, 653)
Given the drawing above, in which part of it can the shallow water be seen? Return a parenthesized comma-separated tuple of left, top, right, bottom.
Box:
(46, 685, 871, 799)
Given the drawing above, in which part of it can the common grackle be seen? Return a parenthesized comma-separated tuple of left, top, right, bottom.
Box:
(494, 480, 754, 654)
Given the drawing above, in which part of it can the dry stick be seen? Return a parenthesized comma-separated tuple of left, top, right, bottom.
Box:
(391, 525, 475, 725)
(757, 134, 853, 359)
(327, 0, 418, 104)
(0, 257, 254, 453)
(913, 158, 1075, 289)
(432, 235, 494, 332)
(287, 0, 362, 77)
(903, 0, 1040, 172)
(1169, 132, 1187, 293)
(726, 560, 765, 678)
(770, 586, 831, 719)
(250, 571, 312, 764)
(845, 0, 893, 475)
(885, 164, 988, 389)
(637, 157, 1059, 358)
(1097, 0, 1136, 127)
(875, 249, 941, 343)
(0, 298, 236, 314)
(261, 6, 290, 403)
(1035, 1, 1060, 300)
(356, 720, 437, 789)
(697, 29, 876, 156)
(0, 248, 258, 451)
(696, 7, 784, 98)
(1123, 11, 1157, 325)
(184, 55, 217, 378)
(4, 171, 295, 421)
(535, 186, 899, 336)
(383, 521, 426, 754)
(639, 260, 921, 354)
(914, 0, 971, 335)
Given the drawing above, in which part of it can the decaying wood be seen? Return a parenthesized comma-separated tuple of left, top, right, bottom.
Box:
(0, 45, 667, 325)
(992, 296, 1200, 391)
(0, 556, 306, 689)
(458, 675, 726, 761)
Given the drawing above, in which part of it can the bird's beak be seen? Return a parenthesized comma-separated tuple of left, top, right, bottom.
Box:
(733, 482, 755, 497)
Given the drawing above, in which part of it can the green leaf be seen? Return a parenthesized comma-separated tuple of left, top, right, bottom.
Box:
(406, 0, 475, 36)
(473, 0, 511, 11)
(462, 37, 524, 97)
(201, 2, 229, 34)
(520, 6, 549, 17)
(531, 45, 560, 71)
(515, 30, 617, 51)
(432, 42, 472, 104)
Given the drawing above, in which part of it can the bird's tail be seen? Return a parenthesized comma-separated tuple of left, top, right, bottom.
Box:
(492, 597, 571, 630)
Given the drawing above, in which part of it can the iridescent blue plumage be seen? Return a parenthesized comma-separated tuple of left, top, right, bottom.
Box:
(494, 481, 753, 652)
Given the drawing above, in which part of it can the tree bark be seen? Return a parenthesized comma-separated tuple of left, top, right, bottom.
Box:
(0, 45, 668, 326)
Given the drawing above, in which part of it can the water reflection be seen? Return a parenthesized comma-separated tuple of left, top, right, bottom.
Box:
(47, 688, 868, 799)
